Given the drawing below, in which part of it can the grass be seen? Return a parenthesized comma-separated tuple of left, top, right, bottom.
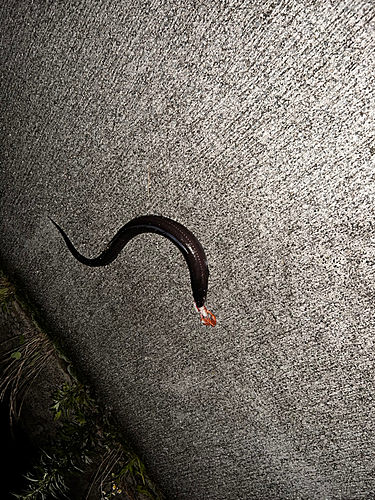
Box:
(0, 269, 166, 500)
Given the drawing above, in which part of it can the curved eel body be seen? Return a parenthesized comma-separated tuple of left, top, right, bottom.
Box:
(50, 215, 216, 326)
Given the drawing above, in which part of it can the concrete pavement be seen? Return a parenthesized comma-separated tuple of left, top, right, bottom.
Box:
(1, 1, 375, 498)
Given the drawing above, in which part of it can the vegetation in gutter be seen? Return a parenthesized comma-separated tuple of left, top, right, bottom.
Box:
(0, 269, 165, 500)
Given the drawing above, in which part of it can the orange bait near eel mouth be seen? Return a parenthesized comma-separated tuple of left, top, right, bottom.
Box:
(50, 215, 216, 327)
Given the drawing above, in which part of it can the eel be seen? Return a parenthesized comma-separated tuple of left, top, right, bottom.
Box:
(50, 215, 216, 326)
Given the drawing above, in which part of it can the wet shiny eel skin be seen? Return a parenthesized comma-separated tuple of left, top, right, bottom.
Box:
(50, 215, 216, 326)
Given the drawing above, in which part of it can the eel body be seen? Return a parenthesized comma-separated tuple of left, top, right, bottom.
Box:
(50, 215, 216, 326)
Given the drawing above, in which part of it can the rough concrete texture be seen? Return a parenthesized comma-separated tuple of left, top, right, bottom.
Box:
(1, 1, 375, 498)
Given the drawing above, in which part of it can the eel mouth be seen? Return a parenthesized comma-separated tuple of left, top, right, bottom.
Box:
(194, 303, 217, 327)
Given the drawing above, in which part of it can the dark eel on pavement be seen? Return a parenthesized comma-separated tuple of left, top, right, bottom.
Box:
(50, 215, 216, 326)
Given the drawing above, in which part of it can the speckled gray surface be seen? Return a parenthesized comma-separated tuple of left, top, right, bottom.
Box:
(1, 1, 375, 499)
